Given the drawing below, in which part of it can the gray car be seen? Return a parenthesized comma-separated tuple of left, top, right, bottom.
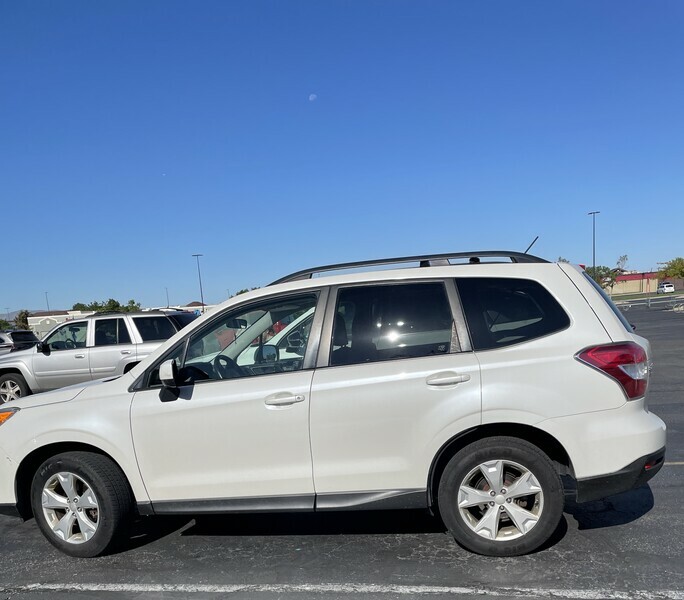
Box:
(0, 311, 197, 403)
(0, 330, 40, 356)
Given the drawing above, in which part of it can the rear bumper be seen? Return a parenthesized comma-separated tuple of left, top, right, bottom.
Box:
(575, 447, 665, 503)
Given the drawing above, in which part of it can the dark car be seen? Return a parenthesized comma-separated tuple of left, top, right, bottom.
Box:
(0, 330, 40, 356)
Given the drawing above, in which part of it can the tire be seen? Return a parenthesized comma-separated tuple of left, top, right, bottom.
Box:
(0, 373, 31, 403)
(438, 437, 564, 557)
(30, 452, 132, 558)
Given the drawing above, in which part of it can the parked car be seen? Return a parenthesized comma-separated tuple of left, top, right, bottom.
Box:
(0, 330, 39, 356)
(0, 252, 666, 558)
(657, 282, 675, 294)
(0, 311, 197, 403)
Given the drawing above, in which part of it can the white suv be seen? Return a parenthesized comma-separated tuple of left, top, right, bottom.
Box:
(0, 252, 666, 558)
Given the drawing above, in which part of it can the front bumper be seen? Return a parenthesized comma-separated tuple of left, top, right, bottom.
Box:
(575, 447, 665, 503)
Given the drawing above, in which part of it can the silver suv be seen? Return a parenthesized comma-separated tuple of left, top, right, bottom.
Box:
(0, 311, 197, 403)
(0, 330, 39, 356)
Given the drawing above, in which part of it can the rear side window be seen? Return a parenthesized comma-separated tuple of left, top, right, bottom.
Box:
(330, 282, 454, 366)
(133, 316, 177, 342)
(457, 278, 570, 350)
(166, 312, 198, 330)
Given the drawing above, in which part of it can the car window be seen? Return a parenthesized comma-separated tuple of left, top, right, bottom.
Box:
(44, 322, 88, 351)
(181, 293, 318, 382)
(166, 312, 198, 330)
(457, 277, 570, 350)
(94, 318, 131, 346)
(133, 316, 177, 342)
(330, 282, 454, 366)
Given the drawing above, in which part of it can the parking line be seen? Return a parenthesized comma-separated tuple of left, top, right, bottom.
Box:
(665, 462, 684, 466)
(3, 583, 684, 599)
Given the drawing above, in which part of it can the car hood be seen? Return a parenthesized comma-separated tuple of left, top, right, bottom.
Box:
(8, 376, 123, 410)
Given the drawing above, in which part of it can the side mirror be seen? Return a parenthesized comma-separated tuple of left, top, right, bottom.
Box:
(159, 359, 179, 388)
(255, 344, 279, 363)
(36, 342, 49, 354)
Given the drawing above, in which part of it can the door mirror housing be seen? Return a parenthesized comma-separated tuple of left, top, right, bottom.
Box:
(36, 342, 49, 354)
(159, 359, 180, 388)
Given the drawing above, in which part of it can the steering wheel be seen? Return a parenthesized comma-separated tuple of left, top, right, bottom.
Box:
(213, 355, 245, 380)
(65, 339, 76, 349)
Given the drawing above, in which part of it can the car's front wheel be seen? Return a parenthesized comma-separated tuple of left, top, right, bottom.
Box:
(0, 373, 31, 403)
(438, 437, 564, 557)
(30, 452, 132, 557)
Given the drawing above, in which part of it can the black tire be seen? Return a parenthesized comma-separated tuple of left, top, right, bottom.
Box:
(30, 452, 132, 558)
(0, 373, 31, 403)
(438, 437, 563, 557)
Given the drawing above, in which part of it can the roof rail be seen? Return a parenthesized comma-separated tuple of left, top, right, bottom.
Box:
(270, 251, 548, 286)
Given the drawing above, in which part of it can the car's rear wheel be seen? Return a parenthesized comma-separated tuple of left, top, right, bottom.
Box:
(0, 373, 31, 403)
(438, 437, 564, 556)
(30, 452, 132, 557)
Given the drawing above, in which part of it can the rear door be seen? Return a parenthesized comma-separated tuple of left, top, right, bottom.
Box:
(309, 280, 481, 505)
(89, 317, 137, 379)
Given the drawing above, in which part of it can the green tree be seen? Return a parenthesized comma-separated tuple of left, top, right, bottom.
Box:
(14, 310, 30, 330)
(0, 319, 11, 330)
(71, 299, 141, 313)
(659, 257, 684, 279)
(233, 287, 260, 297)
(585, 266, 617, 290)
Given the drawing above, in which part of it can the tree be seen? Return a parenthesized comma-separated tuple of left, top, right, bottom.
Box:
(14, 310, 30, 330)
(659, 257, 684, 280)
(616, 255, 629, 272)
(71, 299, 142, 313)
(0, 319, 11, 330)
(585, 266, 617, 290)
(557, 257, 570, 263)
(233, 287, 260, 297)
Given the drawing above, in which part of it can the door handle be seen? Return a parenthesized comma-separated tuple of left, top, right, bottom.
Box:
(265, 394, 305, 407)
(426, 372, 471, 387)
(75, 354, 86, 359)
(121, 350, 132, 355)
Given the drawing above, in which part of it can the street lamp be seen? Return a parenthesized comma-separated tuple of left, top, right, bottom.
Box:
(45, 291, 50, 312)
(588, 211, 600, 271)
(192, 254, 205, 314)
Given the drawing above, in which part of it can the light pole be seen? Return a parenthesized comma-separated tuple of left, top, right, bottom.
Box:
(165, 287, 170, 308)
(588, 211, 600, 271)
(192, 254, 205, 313)
(45, 292, 50, 312)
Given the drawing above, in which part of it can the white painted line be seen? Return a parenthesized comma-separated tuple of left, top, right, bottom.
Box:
(3, 583, 684, 599)
(664, 461, 684, 466)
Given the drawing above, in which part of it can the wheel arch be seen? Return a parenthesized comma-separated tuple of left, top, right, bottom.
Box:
(427, 423, 573, 509)
(0, 368, 34, 397)
(14, 442, 132, 520)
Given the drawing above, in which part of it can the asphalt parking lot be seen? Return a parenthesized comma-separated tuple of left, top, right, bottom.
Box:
(1, 304, 683, 600)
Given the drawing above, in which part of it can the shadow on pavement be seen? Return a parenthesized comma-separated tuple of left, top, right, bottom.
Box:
(183, 509, 445, 537)
(564, 484, 655, 530)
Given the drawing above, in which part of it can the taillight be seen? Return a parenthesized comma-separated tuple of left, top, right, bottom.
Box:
(576, 342, 649, 400)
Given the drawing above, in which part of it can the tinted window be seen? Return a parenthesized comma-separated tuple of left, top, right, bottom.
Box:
(458, 278, 569, 350)
(133, 317, 177, 342)
(94, 319, 131, 346)
(166, 312, 198, 330)
(330, 283, 453, 366)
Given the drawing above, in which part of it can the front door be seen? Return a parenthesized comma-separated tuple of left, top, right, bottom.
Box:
(33, 321, 90, 391)
(131, 292, 321, 508)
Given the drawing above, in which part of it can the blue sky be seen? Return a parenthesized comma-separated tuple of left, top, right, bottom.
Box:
(2, 1, 683, 311)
